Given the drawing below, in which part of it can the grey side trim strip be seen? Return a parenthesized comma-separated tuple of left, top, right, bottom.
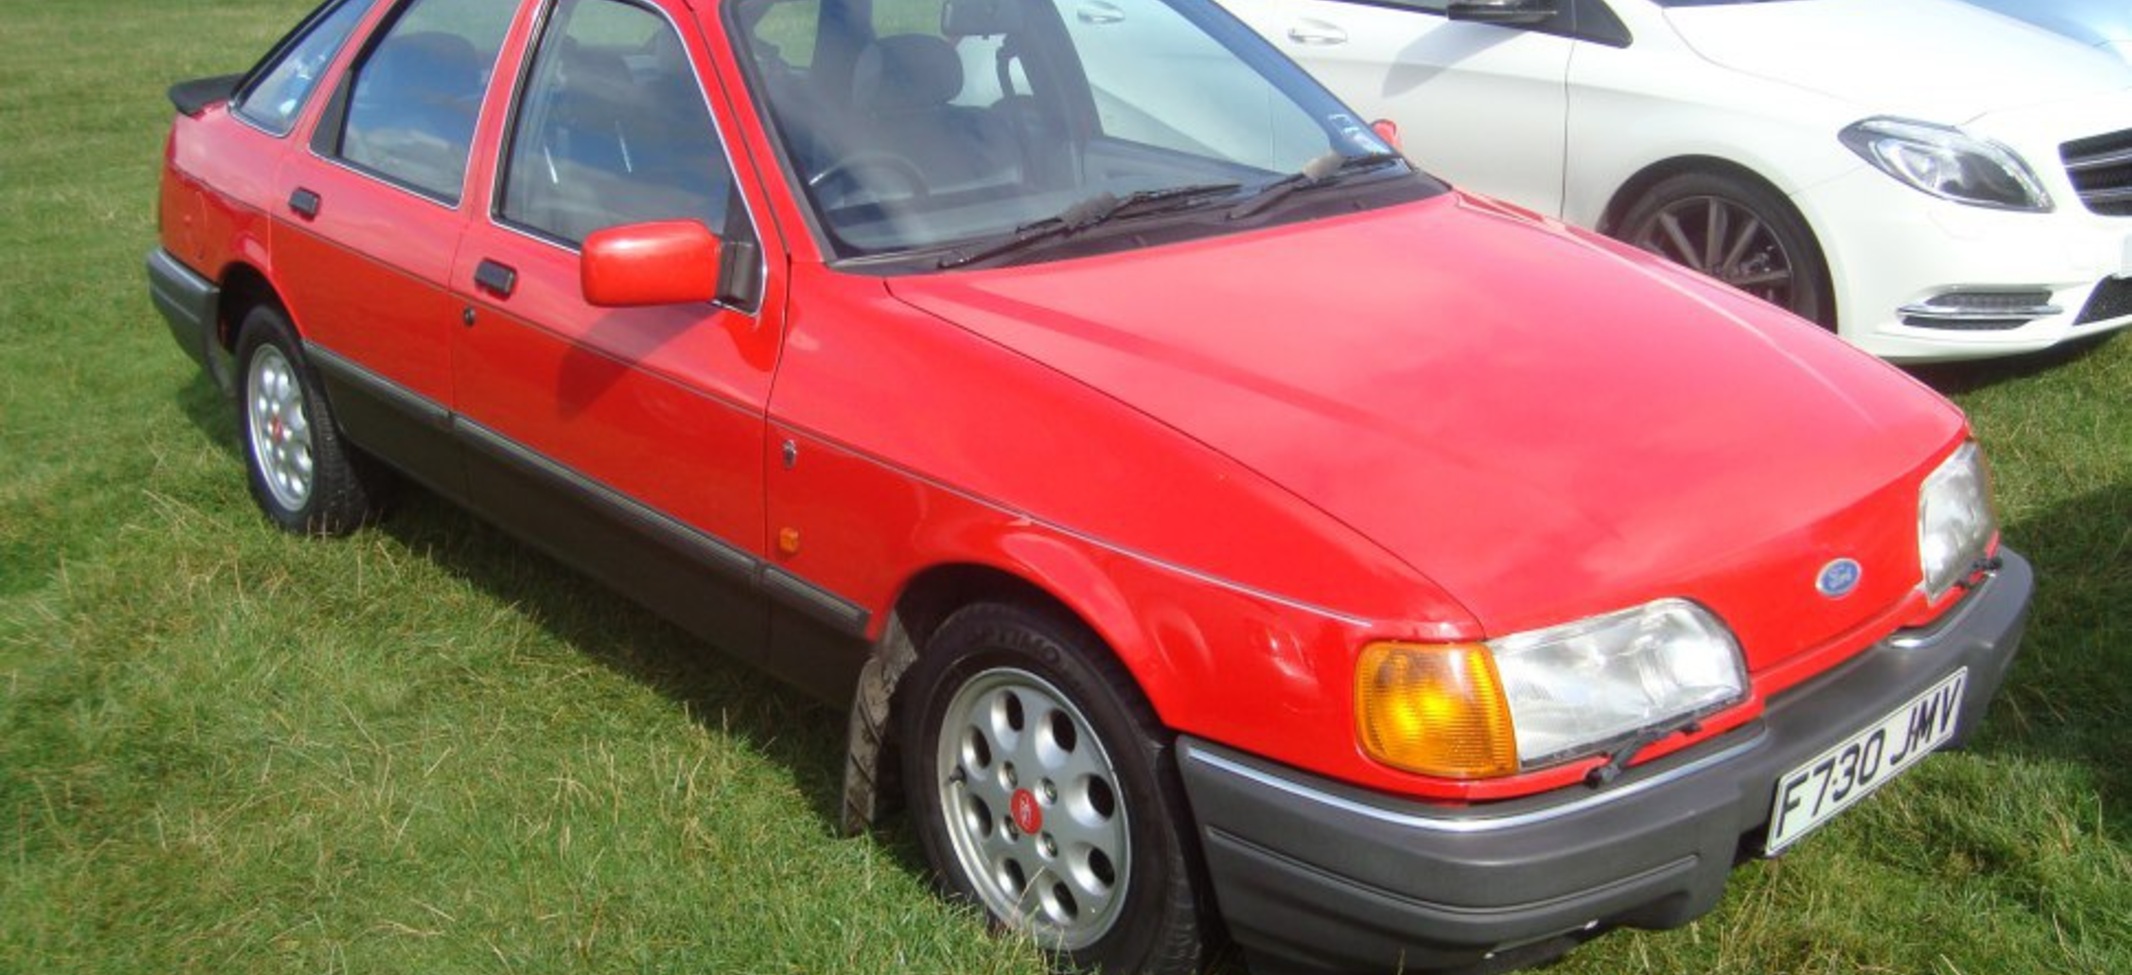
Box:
(456, 418, 871, 639)
(308, 344, 452, 430)
(764, 567, 872, 635)
(458, 417, 759, 583)
(293, 350, 873, 640)
(1184, 734, 1765, 836)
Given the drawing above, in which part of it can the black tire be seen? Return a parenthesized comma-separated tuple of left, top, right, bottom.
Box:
(898, 603, 1206, 975)
(1615, 170, 1835, 328)
(233, 304, 391, 535)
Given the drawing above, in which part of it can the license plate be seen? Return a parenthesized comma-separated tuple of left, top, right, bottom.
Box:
(1764, 668, 1968, 854)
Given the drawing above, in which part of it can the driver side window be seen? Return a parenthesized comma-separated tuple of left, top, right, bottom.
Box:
(498, 0, 736, 246)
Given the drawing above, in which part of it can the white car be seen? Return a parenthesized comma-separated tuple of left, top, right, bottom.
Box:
(1961, 0, 2132, 64)
(1220, 0, 2132, 360)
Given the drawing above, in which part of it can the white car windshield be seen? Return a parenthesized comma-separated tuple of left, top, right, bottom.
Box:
(731, 0, 1422, 264)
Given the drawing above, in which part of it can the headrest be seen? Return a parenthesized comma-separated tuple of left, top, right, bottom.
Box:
(851, 34, 962, 113)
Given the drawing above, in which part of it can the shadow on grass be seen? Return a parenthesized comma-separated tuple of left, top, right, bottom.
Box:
(1904, 333, 2118, 396)
(1983, 479, 2131, 839)
(169, 372, 931, 867)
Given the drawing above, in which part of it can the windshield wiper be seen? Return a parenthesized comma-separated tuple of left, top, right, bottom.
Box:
(938, 182, 1242, 269)
(1226, 150, 1409, 221)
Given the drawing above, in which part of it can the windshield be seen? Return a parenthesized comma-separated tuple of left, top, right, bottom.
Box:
(732, 0, 1424, 263)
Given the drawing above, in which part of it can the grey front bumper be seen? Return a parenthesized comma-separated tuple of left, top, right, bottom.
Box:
(1179, 550, 2033, 975)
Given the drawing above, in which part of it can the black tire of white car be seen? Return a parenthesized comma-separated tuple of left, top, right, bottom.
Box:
(898, 602, 1206, 975)
(1617, 170, 1835, 328)
(234, 304, 389, 535)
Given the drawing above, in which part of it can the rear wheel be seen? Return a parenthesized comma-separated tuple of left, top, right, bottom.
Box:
(1616, 171, 1834, 327)
(234, 304, 390, 535)
(898, 603, 1205, 974)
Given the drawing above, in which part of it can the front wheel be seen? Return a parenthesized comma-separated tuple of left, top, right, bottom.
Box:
(898, 603, 1206, 975)
(1615, 170, 1835, 328)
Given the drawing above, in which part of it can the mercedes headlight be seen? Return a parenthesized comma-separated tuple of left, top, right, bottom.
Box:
(1839, 117, 2052, 212)
(1919, 441, 1998, 599)
(1357, 600, 1747, 777)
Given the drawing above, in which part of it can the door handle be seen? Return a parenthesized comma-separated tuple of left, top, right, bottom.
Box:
(1287, 21, 1349, 45)
(474, 259, 517, 298)
(288, 187, 321, 219)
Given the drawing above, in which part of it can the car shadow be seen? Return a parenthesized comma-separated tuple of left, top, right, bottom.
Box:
(170, 370, 930, 864)
(1903, 332, 2117, 395)
(1978, 479, 2131, 840)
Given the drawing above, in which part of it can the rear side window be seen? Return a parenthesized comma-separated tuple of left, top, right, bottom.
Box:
(329, 0, 516, 202)
(233, 0, 380, 135)
(498, 0, 736, 245)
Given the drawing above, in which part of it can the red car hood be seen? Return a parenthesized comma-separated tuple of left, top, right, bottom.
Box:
(887, 193, 1964, 653)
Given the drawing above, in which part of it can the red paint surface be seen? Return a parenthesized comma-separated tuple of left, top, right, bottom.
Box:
(157, 0, 1980, 802)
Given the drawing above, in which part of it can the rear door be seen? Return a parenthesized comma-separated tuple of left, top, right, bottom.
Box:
(451, 0, 782, 654)
(274, 0, 522, 494)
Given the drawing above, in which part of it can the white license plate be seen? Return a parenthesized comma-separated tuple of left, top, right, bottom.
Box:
(1764, 668, 1968, 854)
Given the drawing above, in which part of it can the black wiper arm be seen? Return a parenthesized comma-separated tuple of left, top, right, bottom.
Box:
(1226, 150, 1409, 221)
(939, 182, 1241, 270)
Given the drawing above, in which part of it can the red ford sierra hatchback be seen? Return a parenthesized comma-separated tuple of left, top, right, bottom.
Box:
(148, 0, 2032, 971)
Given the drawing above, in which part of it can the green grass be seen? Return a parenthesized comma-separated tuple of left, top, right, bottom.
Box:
(1, 1, 2127, 973)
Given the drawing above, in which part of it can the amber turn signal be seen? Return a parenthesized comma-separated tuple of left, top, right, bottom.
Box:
(1355, 642, 1519, 779)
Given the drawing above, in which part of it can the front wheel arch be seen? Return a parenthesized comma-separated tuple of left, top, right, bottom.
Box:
(1599, 158, 1837, 328)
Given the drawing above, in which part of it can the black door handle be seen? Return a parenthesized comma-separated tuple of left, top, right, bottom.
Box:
(474, 259, 517, 298)
(288, 187, 321, 219)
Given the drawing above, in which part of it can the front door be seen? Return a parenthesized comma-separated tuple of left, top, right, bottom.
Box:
(451, 0, 782, 653)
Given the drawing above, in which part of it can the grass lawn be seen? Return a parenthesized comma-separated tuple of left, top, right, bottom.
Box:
(1, 1, 2126, 973)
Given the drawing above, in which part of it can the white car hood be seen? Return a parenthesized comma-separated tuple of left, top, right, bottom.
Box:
(1662, 0, 2132, 123)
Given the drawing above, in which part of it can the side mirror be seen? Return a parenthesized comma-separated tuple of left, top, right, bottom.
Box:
(1446, 0, 1558, 26)
(582, 220, 759, 309)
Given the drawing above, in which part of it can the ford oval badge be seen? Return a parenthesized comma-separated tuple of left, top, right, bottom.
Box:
(1816, 558, 1863, 599)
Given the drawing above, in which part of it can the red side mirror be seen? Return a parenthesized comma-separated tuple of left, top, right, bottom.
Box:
(1371, 119, 1403, 152)
(581, 220, 722, 308)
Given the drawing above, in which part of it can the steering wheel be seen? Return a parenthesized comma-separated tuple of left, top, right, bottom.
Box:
(806, 151, 929, 207)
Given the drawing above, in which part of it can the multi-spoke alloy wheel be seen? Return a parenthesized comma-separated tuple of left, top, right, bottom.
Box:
(935, 667, 1129, 948)
(233, 304, 390, 535)
(246, 344, 315, 512)
(1617, 171, 1833, 327)
(900, 603, 1206, 975)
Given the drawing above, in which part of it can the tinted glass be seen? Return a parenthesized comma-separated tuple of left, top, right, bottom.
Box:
(499, 0, 735, 244)
(734, 0, 1400, 258)
(337, 0, 515, 201)
(234, 0, 380, 135)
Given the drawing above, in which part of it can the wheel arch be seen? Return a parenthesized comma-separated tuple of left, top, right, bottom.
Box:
(840, 556, 1159, 836)
(1597, 155, 1788, 235)
(209, 262, 287, 396)
(1596, 155, 1838, 326)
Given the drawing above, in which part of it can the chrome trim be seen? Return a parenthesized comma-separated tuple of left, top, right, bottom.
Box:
(1890, 569, 1998, 651)
(1896, 302, 2062, 322)
(1185, 734, 1766, 835)
(2063, 146, 2132, 172)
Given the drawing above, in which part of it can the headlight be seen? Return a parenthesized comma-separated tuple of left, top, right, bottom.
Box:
(1357, 600, 1746, 778)
(1839, 117, 2052, 212)
(1919, 442, 1997, 598)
